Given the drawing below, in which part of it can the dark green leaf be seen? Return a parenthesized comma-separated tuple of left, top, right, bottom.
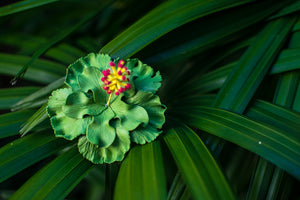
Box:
(212, 17, 297, 113)
(100, 0, 255, 58)
(10, 147, 94, 200)
(245, 100, 300, 135)
(269, 1, 300, 19)
(0, 130, 70, 183)
(143, 0, 288, 66)
(293, 81, 300, 112)
(0, 87, 40, 110)
(11, 7, 105, 84)
(178, 106, 300, 179)
(179, 48, 300, 97)
(273, 71, 300, 107)
(0, 53, 65, 84)
(270, 49, 300, 74)
(0, 109, 36, 138)
(167, 172, 186, 200)
(13, 77, 64, 110)
(175, 95, 300, 136)
(246, 158, 274, 200)
(164, 124, 236, 200)
(114, 141, 167, 200)
(0, 34, 85, 64)
(20, 104, 48, 136)
(265, 167, 285, 200)
(293, 19, 300, 31)
(0, 0, 59, 17)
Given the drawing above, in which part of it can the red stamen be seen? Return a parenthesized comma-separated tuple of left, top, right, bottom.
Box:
(118, 60, 125, 67)
(102, 70, 110, 76)
(115, 91, 120, 95)
(118, 71, 122, 75)
(125, 83, 131, 89)
(109, 62, 115, 67)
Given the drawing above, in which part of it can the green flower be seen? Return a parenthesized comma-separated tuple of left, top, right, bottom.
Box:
(47, 53, 166, 164)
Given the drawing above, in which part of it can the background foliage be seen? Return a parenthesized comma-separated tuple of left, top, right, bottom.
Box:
(0, 0, 299, 199)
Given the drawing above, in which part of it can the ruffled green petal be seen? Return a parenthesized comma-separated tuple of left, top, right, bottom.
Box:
(48, 87, 91, 140)
(62, 91, 105, 119)
(50, 113, 91, 140)
(77, 67, 107, 105)
(126, 91, 166, 128)
(126, 91, 166, 144)
(86, 107, 116, 147)
(126, 59, 162, 93)
(130, 125, 162, 144)
(81, 52, 111, 71)
(47, 87, 72, 117)
(65, 53, 111, 90)
(65, 62, 84, 90)
(78, 120, 130, 164)
(110, 94, 149, 131)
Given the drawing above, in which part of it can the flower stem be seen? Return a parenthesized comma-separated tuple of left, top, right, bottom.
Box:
(106, 93, 113, 107)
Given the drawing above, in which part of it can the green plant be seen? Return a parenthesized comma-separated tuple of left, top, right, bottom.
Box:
(0, 0, 299, 199)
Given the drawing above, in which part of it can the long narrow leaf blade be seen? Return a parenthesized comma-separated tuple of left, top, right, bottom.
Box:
(245, 100, 300, 135)
(164, 124, 236, 200)
(180, 48, 300, 97)
(270, 48, 300, 74)
(246, 158, 274, 200)
(114, 141, 167, 200)
(0, 109, 36, 138)
(100, 0, 255, 58)
(0, 0, 58, 17)
(269, 1, 300, 19)
(10, 147, 94, 200)
(11, 6, 105, 83)
(178, 106, 300, 180)
(143, 0, 289, 66)
(212, 17, 297, 113)
(0, 130, 70, 183)
(0, 53, 65, 84)
(14, 77, 64, 109)
(19, 104, 48, 136)
(0, 87, 40, 110)
(293, 81, 300, 112)
(273, 71, 300, 107)
(175, 95, 300, 136)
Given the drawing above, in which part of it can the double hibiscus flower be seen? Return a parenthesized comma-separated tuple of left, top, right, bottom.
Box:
(47, 53, 166, 164)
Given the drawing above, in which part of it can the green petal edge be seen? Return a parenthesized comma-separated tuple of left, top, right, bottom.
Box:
(126, 59, 162, 93)
(47, 88, 92, 140)
(126, 91, 166, 144)
(110, 94, 149, 131)
(78, 120, 131, 164)
(65, 53, 111, 90)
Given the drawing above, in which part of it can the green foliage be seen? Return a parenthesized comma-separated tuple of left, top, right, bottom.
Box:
(164, 123, 235, 200)
(0, 0, 299, 199)
(114, 141, 167, 200)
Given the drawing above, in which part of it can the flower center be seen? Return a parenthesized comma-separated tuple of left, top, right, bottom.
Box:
(101, 60, 131, 106)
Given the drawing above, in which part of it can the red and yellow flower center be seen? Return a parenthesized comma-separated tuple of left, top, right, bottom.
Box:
(101, 60, 131, 106)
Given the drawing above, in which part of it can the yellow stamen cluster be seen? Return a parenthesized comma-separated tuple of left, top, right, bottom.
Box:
(101, 60, 131, 106)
